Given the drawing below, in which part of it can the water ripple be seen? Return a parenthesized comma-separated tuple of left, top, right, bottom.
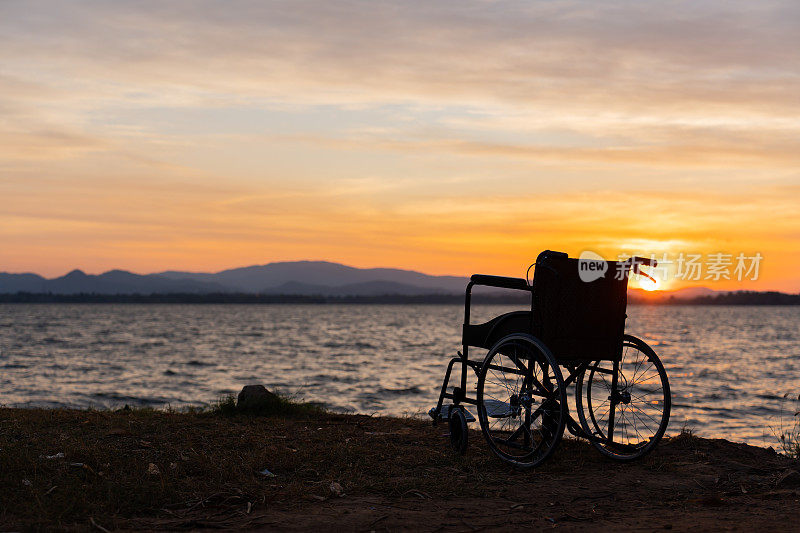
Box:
(0, 303, 798, 445)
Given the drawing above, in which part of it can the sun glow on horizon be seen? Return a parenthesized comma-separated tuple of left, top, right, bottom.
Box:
(628, 265, 674, 292)
(639, 276, 660, 292)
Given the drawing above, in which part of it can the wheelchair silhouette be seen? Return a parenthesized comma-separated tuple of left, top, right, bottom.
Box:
(430, 250, 671, 468)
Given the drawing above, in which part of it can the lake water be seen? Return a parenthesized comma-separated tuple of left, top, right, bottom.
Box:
(1, 303, 798, 446)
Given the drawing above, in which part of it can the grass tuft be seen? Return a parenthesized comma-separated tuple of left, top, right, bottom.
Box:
(212, 394, 238, 416)
(211, 391, 326, 418)
(774, 393, 800, 460)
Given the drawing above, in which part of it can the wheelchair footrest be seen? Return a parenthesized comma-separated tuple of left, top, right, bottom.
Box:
(482, 399, 515, 418)
(429, 404, 475, 423)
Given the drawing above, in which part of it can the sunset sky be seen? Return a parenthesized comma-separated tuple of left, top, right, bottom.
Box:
(1, 1, 798, 291)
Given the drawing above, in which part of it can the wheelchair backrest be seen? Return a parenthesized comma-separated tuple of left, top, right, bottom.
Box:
(532, 251, 628, 361)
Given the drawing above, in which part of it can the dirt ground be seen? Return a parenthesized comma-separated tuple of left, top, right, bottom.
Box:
(249, 428, 800, 532)
(1, 408, 799, 531)
(254, 439, 800, 532)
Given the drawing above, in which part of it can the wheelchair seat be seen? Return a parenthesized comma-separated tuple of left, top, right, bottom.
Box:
(462, 311, 532, 350)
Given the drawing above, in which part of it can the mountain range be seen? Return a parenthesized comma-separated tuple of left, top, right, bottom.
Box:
(0, 261, 469, 296)
(0, 260, 732, 299)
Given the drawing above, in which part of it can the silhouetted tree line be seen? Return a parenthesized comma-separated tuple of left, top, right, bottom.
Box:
(1, 291, 797, 305)
(0, 292, 529, 304)
(630, 291, 800, 305)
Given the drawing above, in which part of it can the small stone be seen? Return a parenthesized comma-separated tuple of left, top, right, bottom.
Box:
(22, 478, 32, 487)
(41, 452, 65, 460)
(169, 462, 178, 471)
(237, 385, 280, 411)
(147, 463, 160, 475)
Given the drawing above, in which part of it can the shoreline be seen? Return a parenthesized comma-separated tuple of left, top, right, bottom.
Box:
(1, 292, 799, 305)
(1, 406, 799, 531)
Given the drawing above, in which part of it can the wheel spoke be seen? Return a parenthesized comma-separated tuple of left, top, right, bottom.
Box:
(630, 409, 655, 435)
(577, 339, 670, 460)
(478, 338, 565, 467)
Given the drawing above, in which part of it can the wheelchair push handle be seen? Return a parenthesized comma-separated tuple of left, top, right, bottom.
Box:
(631, 256, 657, 267)
(470, 255, 657, 291)
(628, 256, 658, 282)
(469, 274, 531, 291)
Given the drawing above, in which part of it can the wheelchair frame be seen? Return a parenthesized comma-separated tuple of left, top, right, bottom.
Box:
(430, 251, 671, 466)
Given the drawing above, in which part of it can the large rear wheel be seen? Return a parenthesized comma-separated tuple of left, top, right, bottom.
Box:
(477, 334, 567, 469)
(576, 335, 671, 460)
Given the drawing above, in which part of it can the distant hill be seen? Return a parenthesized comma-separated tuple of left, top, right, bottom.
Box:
(0, 269, 227, 295)
(158, 261, 468, 294)
(0, 273, 48, 293)
(662, 287, 719, 299)
(0, 261, 470, 295)
(659, 290, 800, 305)
(1, 263, 797, 304)
(628, 286, 720, 302)
(629, 287, 800, 305)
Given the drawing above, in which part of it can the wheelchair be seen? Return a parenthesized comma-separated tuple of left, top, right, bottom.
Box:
(430, 250, 671, 468)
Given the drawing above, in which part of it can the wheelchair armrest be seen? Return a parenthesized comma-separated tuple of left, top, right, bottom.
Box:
(470, 274, 530, 291)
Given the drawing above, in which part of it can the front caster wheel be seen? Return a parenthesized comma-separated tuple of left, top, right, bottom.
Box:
(449, 407, 469, 455)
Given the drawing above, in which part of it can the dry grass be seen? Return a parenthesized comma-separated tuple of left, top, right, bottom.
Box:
(0, 401, 617, 531)
(1, 402, 798, 532)
(211, 392, 326, 418)
(0, 404, 483, 530)
(776, 394, 800, 460)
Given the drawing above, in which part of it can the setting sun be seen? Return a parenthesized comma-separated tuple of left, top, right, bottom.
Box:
(639, 276, 660, 292)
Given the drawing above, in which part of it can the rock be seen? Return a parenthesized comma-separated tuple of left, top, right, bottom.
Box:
(776, 469, 800, 488)
(237, 384, 280, 411)
(147, 463, 160, 475)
